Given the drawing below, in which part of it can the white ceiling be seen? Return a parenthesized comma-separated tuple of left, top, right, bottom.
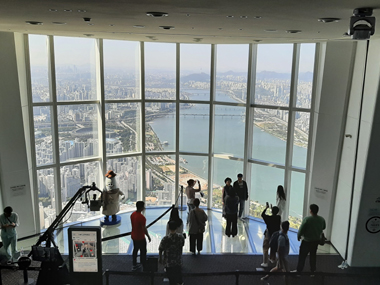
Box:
(0, 0, 379, 43)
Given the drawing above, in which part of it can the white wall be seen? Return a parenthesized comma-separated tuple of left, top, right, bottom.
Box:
(348, 39, 380, 267)
(309, 41, 357, 239)
(0, 32, 36, 237)
(331, 41, 367, 258)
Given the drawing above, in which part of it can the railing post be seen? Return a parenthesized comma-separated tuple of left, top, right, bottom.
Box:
(321, 274, 325, 285)
(150, 272, 155, 285)
(105, 269, 109, 285)
(235, 270, 240, 285)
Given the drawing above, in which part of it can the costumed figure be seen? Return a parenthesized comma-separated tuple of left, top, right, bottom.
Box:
(102, 170, 125, 223)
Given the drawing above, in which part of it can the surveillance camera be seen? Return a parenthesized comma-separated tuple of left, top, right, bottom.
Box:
(348, 8, 376, 40)
(83, 17, 91, 22)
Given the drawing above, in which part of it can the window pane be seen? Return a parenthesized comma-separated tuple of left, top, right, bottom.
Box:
(60, 162, 101, 223)
(292, 112, 310, 169)
(34, 106, 54, 166)
(255, 44, 293, 106)
(58, 104, 99, 162)
(214, 105, 245, 158)
(145, 102, 176, 152)
(55, 37, 96, 101)
(37, 168, 56, 230)
(179, 155, 208, 207)
(296, 44, 315, 108)
(104, 40, 140, 100)
(106, 156, 141, 211)
(215, 45, 248, 103)
(145, 155, 176, 206)
(180, 44, 211, 101)
(289, 171, 305, 229)
(251, 108, 288, 165)
(249, 164, 284, 219)
(29, 35, 50, 102)
(145, 43, 176, 100)
(179, 103, 209, 153)
(105, 103, 141, 154)
(212, 157, 243, 209)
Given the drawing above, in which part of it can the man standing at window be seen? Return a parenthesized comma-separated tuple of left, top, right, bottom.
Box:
(159, 221, 185, 285)
(0, 206, 19, 262)
(131, 201, 151, 271)
(233, 173, 248, 219)
(293, 204, 326, 275)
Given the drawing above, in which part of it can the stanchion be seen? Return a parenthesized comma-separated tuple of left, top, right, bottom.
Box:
(179, 185, 186, 211)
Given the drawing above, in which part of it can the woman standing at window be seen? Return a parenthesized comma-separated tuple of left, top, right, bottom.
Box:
(166, 207, 184, 236)
(276, 185, 286, 222)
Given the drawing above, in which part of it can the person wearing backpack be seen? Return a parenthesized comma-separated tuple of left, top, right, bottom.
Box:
(261, 203, 281, 268)
(261, 221, 290, 283)
(188, 198, 208, 255)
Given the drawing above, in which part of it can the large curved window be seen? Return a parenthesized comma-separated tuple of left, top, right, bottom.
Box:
(27, 36, 316, 229)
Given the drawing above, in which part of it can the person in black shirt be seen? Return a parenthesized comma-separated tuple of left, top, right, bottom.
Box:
(233, 173, 249, 219)
(261, 203, 281, 267)
(224, 187, 239, 237)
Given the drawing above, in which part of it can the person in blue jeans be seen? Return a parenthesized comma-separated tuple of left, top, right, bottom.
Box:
(0, 206, 19, 262)
(233, 174, 249, 219)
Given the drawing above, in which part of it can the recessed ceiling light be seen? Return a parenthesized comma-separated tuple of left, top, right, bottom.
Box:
(133, 25, 145, 28)
(318, 18, 340, 23)
(88, 23, 94, 26)
(159, 26, 175, 30)
(49, 9, 57, 12)
(239, 28, 243, 30)
(26, 21, 43, 25)
(218, 28, 223, 30)
(253, 40, 262, 42)
(109, 24, 115, 26)
(77, 9, 87, 13)
(83, 34, 94, 37)
(253, 16, 262, 19)
(265, 29, 277, 32)
(52, 22, 66, 25)
(286, 30, 302, 34)
(63, 9, 72, 12)
(192, 27, 194, 29)
(146, 12, 168, 17)
(186, 14, 190, 17)
(240, 16, 248, 19)
(226, 15, 234, 18)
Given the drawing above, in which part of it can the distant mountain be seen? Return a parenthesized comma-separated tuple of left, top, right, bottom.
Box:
(181, 72, 210, 82)
(298, 72, 313, 82)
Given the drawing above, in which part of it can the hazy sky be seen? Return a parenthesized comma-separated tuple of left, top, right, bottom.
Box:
(29, 35, 315, 74)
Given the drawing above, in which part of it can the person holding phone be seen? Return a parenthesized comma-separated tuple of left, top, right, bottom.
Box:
(261, 203, 281, 268)
(185, 179, 201, 223)
(0, 206, 19, 262)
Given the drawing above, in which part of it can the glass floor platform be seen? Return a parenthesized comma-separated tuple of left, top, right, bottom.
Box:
(18, 208, 337, 256)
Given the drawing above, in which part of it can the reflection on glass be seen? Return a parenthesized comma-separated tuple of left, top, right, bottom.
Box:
(249, 164, 284, 219)
(180, 44, 211, 100)
(104, 40, 140, 100)
(60, 161, 101, 223)
(292, 112, 310, 169)
(179, 155, 208, 207)
(252, 108, 288, 165)
(179, 103, 209, 153)
(105, 103, 140, 154)
(29, 35, 50, 102)
(145, 43, 176, 99)
(145, 102, 175, 152)
(106, 157, 141, 211)
(255, 44, 293, 106)
(289, 171, 305, 229)
(212, 157, 243, 209)
(34, 106, 54, 166)
(37, 168, 56, 230)
(145, 155, 176, 206)
(57, 104, 99, 162)
(296, 44, 315, 108)
(215, 45, 248, 103)
(214, 105, 245, 158)
(54, 37, 96, 101)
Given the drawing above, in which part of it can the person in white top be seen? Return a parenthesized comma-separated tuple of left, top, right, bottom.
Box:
(185, 179, 201, 222)
(275, 185, 286, 222)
